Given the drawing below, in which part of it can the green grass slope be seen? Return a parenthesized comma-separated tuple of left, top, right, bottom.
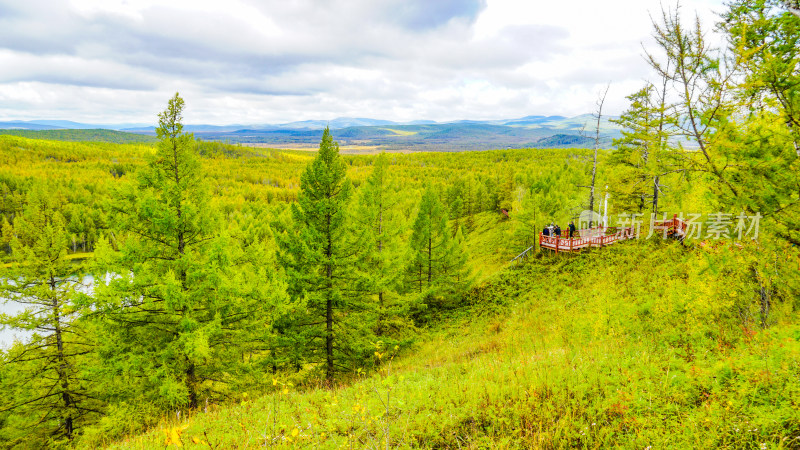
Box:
(0, 129, 157, 144)
(94, 236, 800, 449)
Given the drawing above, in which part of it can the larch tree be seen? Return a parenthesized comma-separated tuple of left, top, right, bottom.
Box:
(354, 153, 409, 338)
(585, 84, 609, 225)
(634, 1, 800, 330)
(277, 127, 368, 382)
(93, 93, 275, 410)
(610, 79, 677, 215)
(462, 175, 476, 231)
(720, 0, 800, 245)
(406, 184, 470, 302)
(1, 215, 12, 254)
(639, 2, 799, 244)
(511, 188, 540, 250)
(0, 186, 100, 445)
(645, 4, 743, 200)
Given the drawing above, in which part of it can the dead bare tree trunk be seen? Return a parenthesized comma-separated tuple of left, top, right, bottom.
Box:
(652, 62, 670, 215)
(784, 1, 800, 17)
(749, 263, 773, 330)
(650, 171, 662, 217)
(588, 84, 610, 227)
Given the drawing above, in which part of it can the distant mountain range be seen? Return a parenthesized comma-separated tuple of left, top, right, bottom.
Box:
(0, 120, 152, 130)
(0, 115, 622, 150)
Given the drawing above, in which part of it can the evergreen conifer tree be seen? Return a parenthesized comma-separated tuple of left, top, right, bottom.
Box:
(93, 93, 275, 409)
(610, 80, 675, 215)
(1, 215, 12, 254)
(511, 190, 539, 250)
(406, 185, 470, 302)
(354, 153, 410, 337)
(0, 186, 100, 444)
(463, 175, 475, 231)
(278, 127, 368, 381)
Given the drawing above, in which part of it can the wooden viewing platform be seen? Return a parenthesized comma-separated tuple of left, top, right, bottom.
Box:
(514, 214, 688, 258)
(539, 226, 636, 253)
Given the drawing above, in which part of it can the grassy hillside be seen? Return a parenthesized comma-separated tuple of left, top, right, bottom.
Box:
(0, 129, 157, 144)
(94, 235, 800, 449)
(0, 134, 796, 448)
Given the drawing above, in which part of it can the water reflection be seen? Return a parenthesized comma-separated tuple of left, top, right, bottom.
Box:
(0, 274, 102, 349)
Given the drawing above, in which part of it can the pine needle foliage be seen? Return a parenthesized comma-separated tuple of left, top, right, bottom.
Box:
(277, 127, 371, 382)
(0, 187, 100, 445)
(353, 153, 413, 339)
(406, 184, 471, 308)
(92, 93, 276, 412)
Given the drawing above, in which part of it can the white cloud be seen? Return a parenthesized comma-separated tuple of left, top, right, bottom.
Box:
(0, 0, 728, 124)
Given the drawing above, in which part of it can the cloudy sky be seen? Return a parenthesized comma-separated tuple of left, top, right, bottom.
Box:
(0, 0, 726, 125)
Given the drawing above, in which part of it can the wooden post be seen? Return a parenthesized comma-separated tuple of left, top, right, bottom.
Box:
(534, 207, 537, 252)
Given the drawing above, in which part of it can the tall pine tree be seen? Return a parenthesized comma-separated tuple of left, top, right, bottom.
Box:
(610, 78, 676, 215)
(278, 127, 369, 381)
(720, 0, 800, 245)
(0, 186, 100, 445)
(354, 153, 410, 337)
(93, 93, 275, 410)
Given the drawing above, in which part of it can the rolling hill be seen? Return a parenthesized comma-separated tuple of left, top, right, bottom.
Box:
(0, 129, 158, 144)
(0, 115, 622, 150)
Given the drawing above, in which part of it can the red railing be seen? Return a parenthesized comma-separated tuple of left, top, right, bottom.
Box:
(652, 214, 687, 237)
(539, 226, 635, 253)
(537, 215, 688, 254)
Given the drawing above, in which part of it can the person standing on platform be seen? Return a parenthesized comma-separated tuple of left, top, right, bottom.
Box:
(569, 221, 576, 238)
(554, 224, 561, 237)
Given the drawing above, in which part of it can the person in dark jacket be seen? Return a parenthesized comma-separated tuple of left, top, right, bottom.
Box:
(542, 226, 550, 236)
(569, 221, 576, 238)
(554, 224, 561, 237)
